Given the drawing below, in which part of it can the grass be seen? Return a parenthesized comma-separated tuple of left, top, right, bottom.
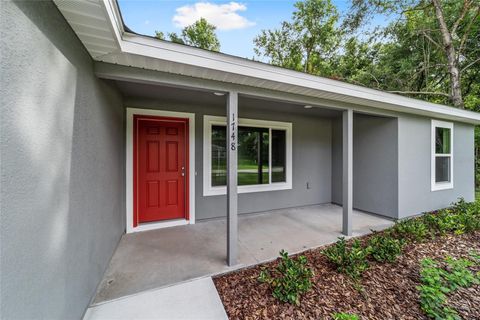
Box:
(212, 172, 270, 186)
(212, 158, 285, 186)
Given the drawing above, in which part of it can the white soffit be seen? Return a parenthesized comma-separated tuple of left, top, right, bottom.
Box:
(53, 0, 121, 58)
(53, 0, 480, 124)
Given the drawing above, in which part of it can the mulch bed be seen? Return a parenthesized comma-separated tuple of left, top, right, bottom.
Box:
(213, 231, 480, 320)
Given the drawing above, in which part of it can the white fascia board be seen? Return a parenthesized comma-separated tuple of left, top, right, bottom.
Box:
(97, 0, 480, 124)
(118, 34, 480, 124)
(100, 0, 124, 52)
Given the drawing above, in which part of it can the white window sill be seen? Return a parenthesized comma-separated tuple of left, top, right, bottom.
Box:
(431, 182, 454, 191)
(204, 182, 292, 196)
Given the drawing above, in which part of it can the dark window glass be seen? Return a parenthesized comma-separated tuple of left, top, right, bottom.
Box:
(238, 126, 269, 185)
(211, 125, 270, 186)
(435, 127, 451, 154)
(272, 130, 286, 183)
(211, 125, 227, 186)
(435, 156, 450, 183)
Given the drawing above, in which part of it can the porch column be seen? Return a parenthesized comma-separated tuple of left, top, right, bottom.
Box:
(342, 109, 353, 236)
(226, 91, 238, 266)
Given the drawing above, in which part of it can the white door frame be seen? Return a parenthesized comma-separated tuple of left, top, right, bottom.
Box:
(126, 107, 195, 233)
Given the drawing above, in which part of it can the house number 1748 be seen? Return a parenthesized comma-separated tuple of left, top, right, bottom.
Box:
(230, 113, 236, 151)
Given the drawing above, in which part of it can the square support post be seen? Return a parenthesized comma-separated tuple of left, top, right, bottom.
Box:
(226, 91, 238, 266)
(342, 109, 353, 236)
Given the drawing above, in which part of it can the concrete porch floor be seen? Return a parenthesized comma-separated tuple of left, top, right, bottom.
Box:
(93, 204, 393, 305)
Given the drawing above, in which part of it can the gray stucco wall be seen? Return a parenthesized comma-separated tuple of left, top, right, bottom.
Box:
(1, 2, 125, 319)
(331, 117, 343, 205)
(398, 116, 475, 218)
(331, 114, 398, 218)
(352, 114, 398, 218)
(125, 98, 333, 220)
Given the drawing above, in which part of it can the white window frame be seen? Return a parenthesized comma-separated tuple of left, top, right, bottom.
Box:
(203, 115, 292, 196)
(431, 120, 454, 191)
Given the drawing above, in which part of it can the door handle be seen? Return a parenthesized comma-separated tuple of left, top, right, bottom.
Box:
(181, 167, 185, 177)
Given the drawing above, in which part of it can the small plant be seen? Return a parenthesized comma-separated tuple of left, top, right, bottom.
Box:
(443, 256, 479, 290)
(367, 233, 404, 263)
(258, 250, 314, 305)
(417, 255, 480, 319)
(417, 258, 459, 320)
(454, 199, 480, 233)
(331, 312, 359, 320)
(423, 199, 480, 236)
(469, 250, 480, 263)
(323, 237, 369, 279)
(423, 209, 461, 235)
(392, 217, 429, 242)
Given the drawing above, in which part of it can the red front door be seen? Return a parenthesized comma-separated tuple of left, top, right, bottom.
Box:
(134, 116, 188, 225)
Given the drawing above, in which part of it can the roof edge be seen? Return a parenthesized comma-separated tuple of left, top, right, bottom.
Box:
(57, 0, 480, 125)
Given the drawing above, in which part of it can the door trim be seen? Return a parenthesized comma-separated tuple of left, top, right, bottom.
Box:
(126, 108, 195, 234)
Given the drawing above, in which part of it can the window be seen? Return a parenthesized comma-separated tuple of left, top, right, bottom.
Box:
(431, 120, 453, 191)
(204, 116, 292, 196)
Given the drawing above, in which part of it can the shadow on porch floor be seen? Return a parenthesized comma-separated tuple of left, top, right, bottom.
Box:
(92, 204, 393, 305)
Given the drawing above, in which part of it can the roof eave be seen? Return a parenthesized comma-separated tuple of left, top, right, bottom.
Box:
(54, 0, 480, 125)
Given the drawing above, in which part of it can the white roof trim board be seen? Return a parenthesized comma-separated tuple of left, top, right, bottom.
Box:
(53, 0, 480, 124)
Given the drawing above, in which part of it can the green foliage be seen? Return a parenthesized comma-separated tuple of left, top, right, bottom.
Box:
(321, 198, 479, 283)
(367, 232, 404, 263)
(258, 250, 314, 305)
(254, 0, 480, 187)
(443, 256, 478, 290)
(470, 250, 480, 264)
(392, 217, 429, 242)
(331, 312, 359, 320)
(154, 31, 165, 40)
(423, 199, 480, 236)
(254, 0, 341, 75)
(181, 18, 220, 51)
(155, 18, 220, 51)
(423, 209, 464, 236)
(418, 255, 480, 319)
(323, 238, 370, 279)
(254, 0, 480, 109)
(418, 258, 460, 320)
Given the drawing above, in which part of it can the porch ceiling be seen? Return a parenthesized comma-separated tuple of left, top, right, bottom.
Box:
(116, 80, 342, 118)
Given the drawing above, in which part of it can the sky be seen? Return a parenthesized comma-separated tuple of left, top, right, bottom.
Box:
(118, 0, 388, 59)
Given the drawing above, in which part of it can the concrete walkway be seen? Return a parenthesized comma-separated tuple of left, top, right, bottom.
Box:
(84, 277, 227, 320)
(93, 204, 393, 304)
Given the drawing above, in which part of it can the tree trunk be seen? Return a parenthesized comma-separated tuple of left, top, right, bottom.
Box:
(431, 0, 465, 108)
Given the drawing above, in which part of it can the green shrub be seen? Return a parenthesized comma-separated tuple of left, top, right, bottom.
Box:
(418, 258, 459, 320)
(443, 256, 479, 290)
(451, 198, 472, 215)
(323, 237, 369, 279)
(331, 312, 359, 320)
(423, 209, 463, 236)
(367, 233, 404, 263)
(392, 217, 429, 242)
(453, 198, 480, 232)
(423, 199, 480, 236)
(418, 256, 480, 319)
(258, 250, 314, 305)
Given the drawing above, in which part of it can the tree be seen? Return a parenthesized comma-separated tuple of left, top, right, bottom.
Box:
(254, 0, 341, 75)
(254, 0, 479, 188)
(155, 18, 220, 52)
(345, 0, 480, 109)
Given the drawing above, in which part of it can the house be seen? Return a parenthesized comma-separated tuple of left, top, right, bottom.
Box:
(1, 0, 478, 319)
